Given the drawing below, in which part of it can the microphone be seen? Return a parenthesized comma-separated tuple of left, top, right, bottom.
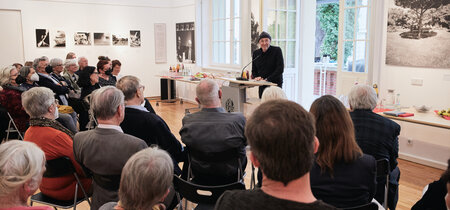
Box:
(236, 54, 261, 81)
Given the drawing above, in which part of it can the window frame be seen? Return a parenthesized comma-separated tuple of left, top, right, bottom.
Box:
(210, 0, 241, 68)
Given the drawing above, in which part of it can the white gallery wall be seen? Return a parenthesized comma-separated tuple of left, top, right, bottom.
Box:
(0, 0, 195, 97)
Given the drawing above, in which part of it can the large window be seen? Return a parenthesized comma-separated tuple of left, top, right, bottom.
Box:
(266, 0, 296, 68)
(212, 0, 241, 65)
(342, 0, 370, 73)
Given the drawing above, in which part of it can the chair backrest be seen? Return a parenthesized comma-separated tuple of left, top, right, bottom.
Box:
(376, 158, 390, 210)
(44, 157, 76, 178)
(173, 175, 245, 205)
(376, 158, 389, 177)
(343, 202, 379, 210)
(187, 147, 243, 182)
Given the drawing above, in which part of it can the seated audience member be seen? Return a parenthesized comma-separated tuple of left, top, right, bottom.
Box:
(99, 147, 174, 210)
(62, 59, 81, 96)
(77, 66, 100, 130)
(111, 60, 123, 80)
(215, 100, 337, 210)
(22, 87, 92, 201)
(66, 52, 76, 59)
(13, 63, 23, 71)
(48, 58, 78, 131)
(349, 84, 401, 210)
(19, 66, 39, 90)
(256, 86, 288, 186)
(97, 59, 116, 87)
(76, 56, 88, 76)
(36, 57, 69, 105)
(0, 140, 52, 210)
(412, 159, 450, 210)
(24, 61, 34, 67)
(0, 65, 29, 133)
(117, 76, 185, 174)
(73, 86, 147, 210)
(309, 95, 376, 208)
(179, 79, 247, 185)
(261, 86, 287, 102)
(62, 59, 84, 117)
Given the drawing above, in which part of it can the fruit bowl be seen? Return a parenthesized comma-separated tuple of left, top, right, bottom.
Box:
(413, 105, 431, 113)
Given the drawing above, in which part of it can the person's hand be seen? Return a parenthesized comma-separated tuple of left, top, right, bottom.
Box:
(255, 77, 262, 81)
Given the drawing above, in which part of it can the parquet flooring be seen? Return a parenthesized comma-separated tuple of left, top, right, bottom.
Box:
(30, 98, 445, 210)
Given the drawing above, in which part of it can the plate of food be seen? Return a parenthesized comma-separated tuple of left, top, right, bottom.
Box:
(434, 109, 450, 120)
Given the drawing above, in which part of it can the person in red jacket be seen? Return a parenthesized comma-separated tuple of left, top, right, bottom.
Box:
(22, 86, 92, 201)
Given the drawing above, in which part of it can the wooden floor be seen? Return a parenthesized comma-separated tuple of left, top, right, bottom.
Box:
(31, 99, 444, 210)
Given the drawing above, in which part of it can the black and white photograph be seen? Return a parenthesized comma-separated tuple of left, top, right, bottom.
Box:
(112, 34, 128, 46)
(36, 29, 49, 47)
(130, 30, 141, 47)
(52, 30, 66, 47)
(386, 0, 450, 68)
(94, 32, 111, 45)
(74, 32, 91, 45)
(176, 22, 195, 63)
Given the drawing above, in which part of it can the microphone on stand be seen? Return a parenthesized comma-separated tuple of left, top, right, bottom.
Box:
(236, 54, 261, 81)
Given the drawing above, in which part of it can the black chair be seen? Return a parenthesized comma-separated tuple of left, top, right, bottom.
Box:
(173, 175, 245, 210)
(186, 147, 245, 185)
(343, 202, 379, 210)
(30, 157, 91, 210)
(376, 158, 390, 210)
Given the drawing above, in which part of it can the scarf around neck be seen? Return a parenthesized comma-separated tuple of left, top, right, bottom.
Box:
(29, 117, 74, 139)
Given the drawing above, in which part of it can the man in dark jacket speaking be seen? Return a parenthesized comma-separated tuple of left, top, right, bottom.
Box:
(252, 31, 284, 98)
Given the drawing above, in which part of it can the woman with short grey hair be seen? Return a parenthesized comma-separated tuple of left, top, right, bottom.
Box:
(0, 140, 51, 210)
(348, 84, 378, 110)
(22, 87, 92, 201)
(19, 66, 39, 90)
(100, 147, 174, 210)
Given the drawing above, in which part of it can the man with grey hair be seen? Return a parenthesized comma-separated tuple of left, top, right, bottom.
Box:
(99, 147, 174, 210)
(179, 79, 247, 185)
(73, 86, 147, 210)
(348, 84, 401, 210)
(117, 76, 185, 175)
(76, 56, 88, 76)
(36, 57, 70, 106)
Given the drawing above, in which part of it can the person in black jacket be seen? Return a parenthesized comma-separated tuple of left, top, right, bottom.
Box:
(310, 95, 376, 208)
(349, 84, 401, 210)
(251, 31, 284, 98)
(412, 159, 450, 210)
(116, 76, 185, 175)
(77, 66, 100, 131)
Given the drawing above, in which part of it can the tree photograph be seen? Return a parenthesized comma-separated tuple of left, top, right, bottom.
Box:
(386, 0, 450, 68)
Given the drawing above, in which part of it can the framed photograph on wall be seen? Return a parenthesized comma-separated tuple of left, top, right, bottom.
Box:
(112, 34, 128, 46)
(52, 30, 66, 47)
(176, 22, 195, 63)
(94, 32, 111, 45)
(386, 0, 450, 68)
(36, 29, 49, 47)
(130, 30, 141, 47)
(74, 32, 91, 45)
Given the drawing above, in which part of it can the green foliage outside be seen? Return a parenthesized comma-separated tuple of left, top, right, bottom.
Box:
(317, 3, 354, 64)
(317, 3, 339, 61)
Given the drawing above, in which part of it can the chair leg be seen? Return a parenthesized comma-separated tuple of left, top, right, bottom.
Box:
(6, 119, 11, 141)
(30, 200, 33, 206)
(73, 173, 91, 206)
(73, 183, 78, 210)
(384, 175, 389, 210)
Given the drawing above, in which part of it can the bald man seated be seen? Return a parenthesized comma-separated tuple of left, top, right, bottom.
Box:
(179, 79, 247, 186)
